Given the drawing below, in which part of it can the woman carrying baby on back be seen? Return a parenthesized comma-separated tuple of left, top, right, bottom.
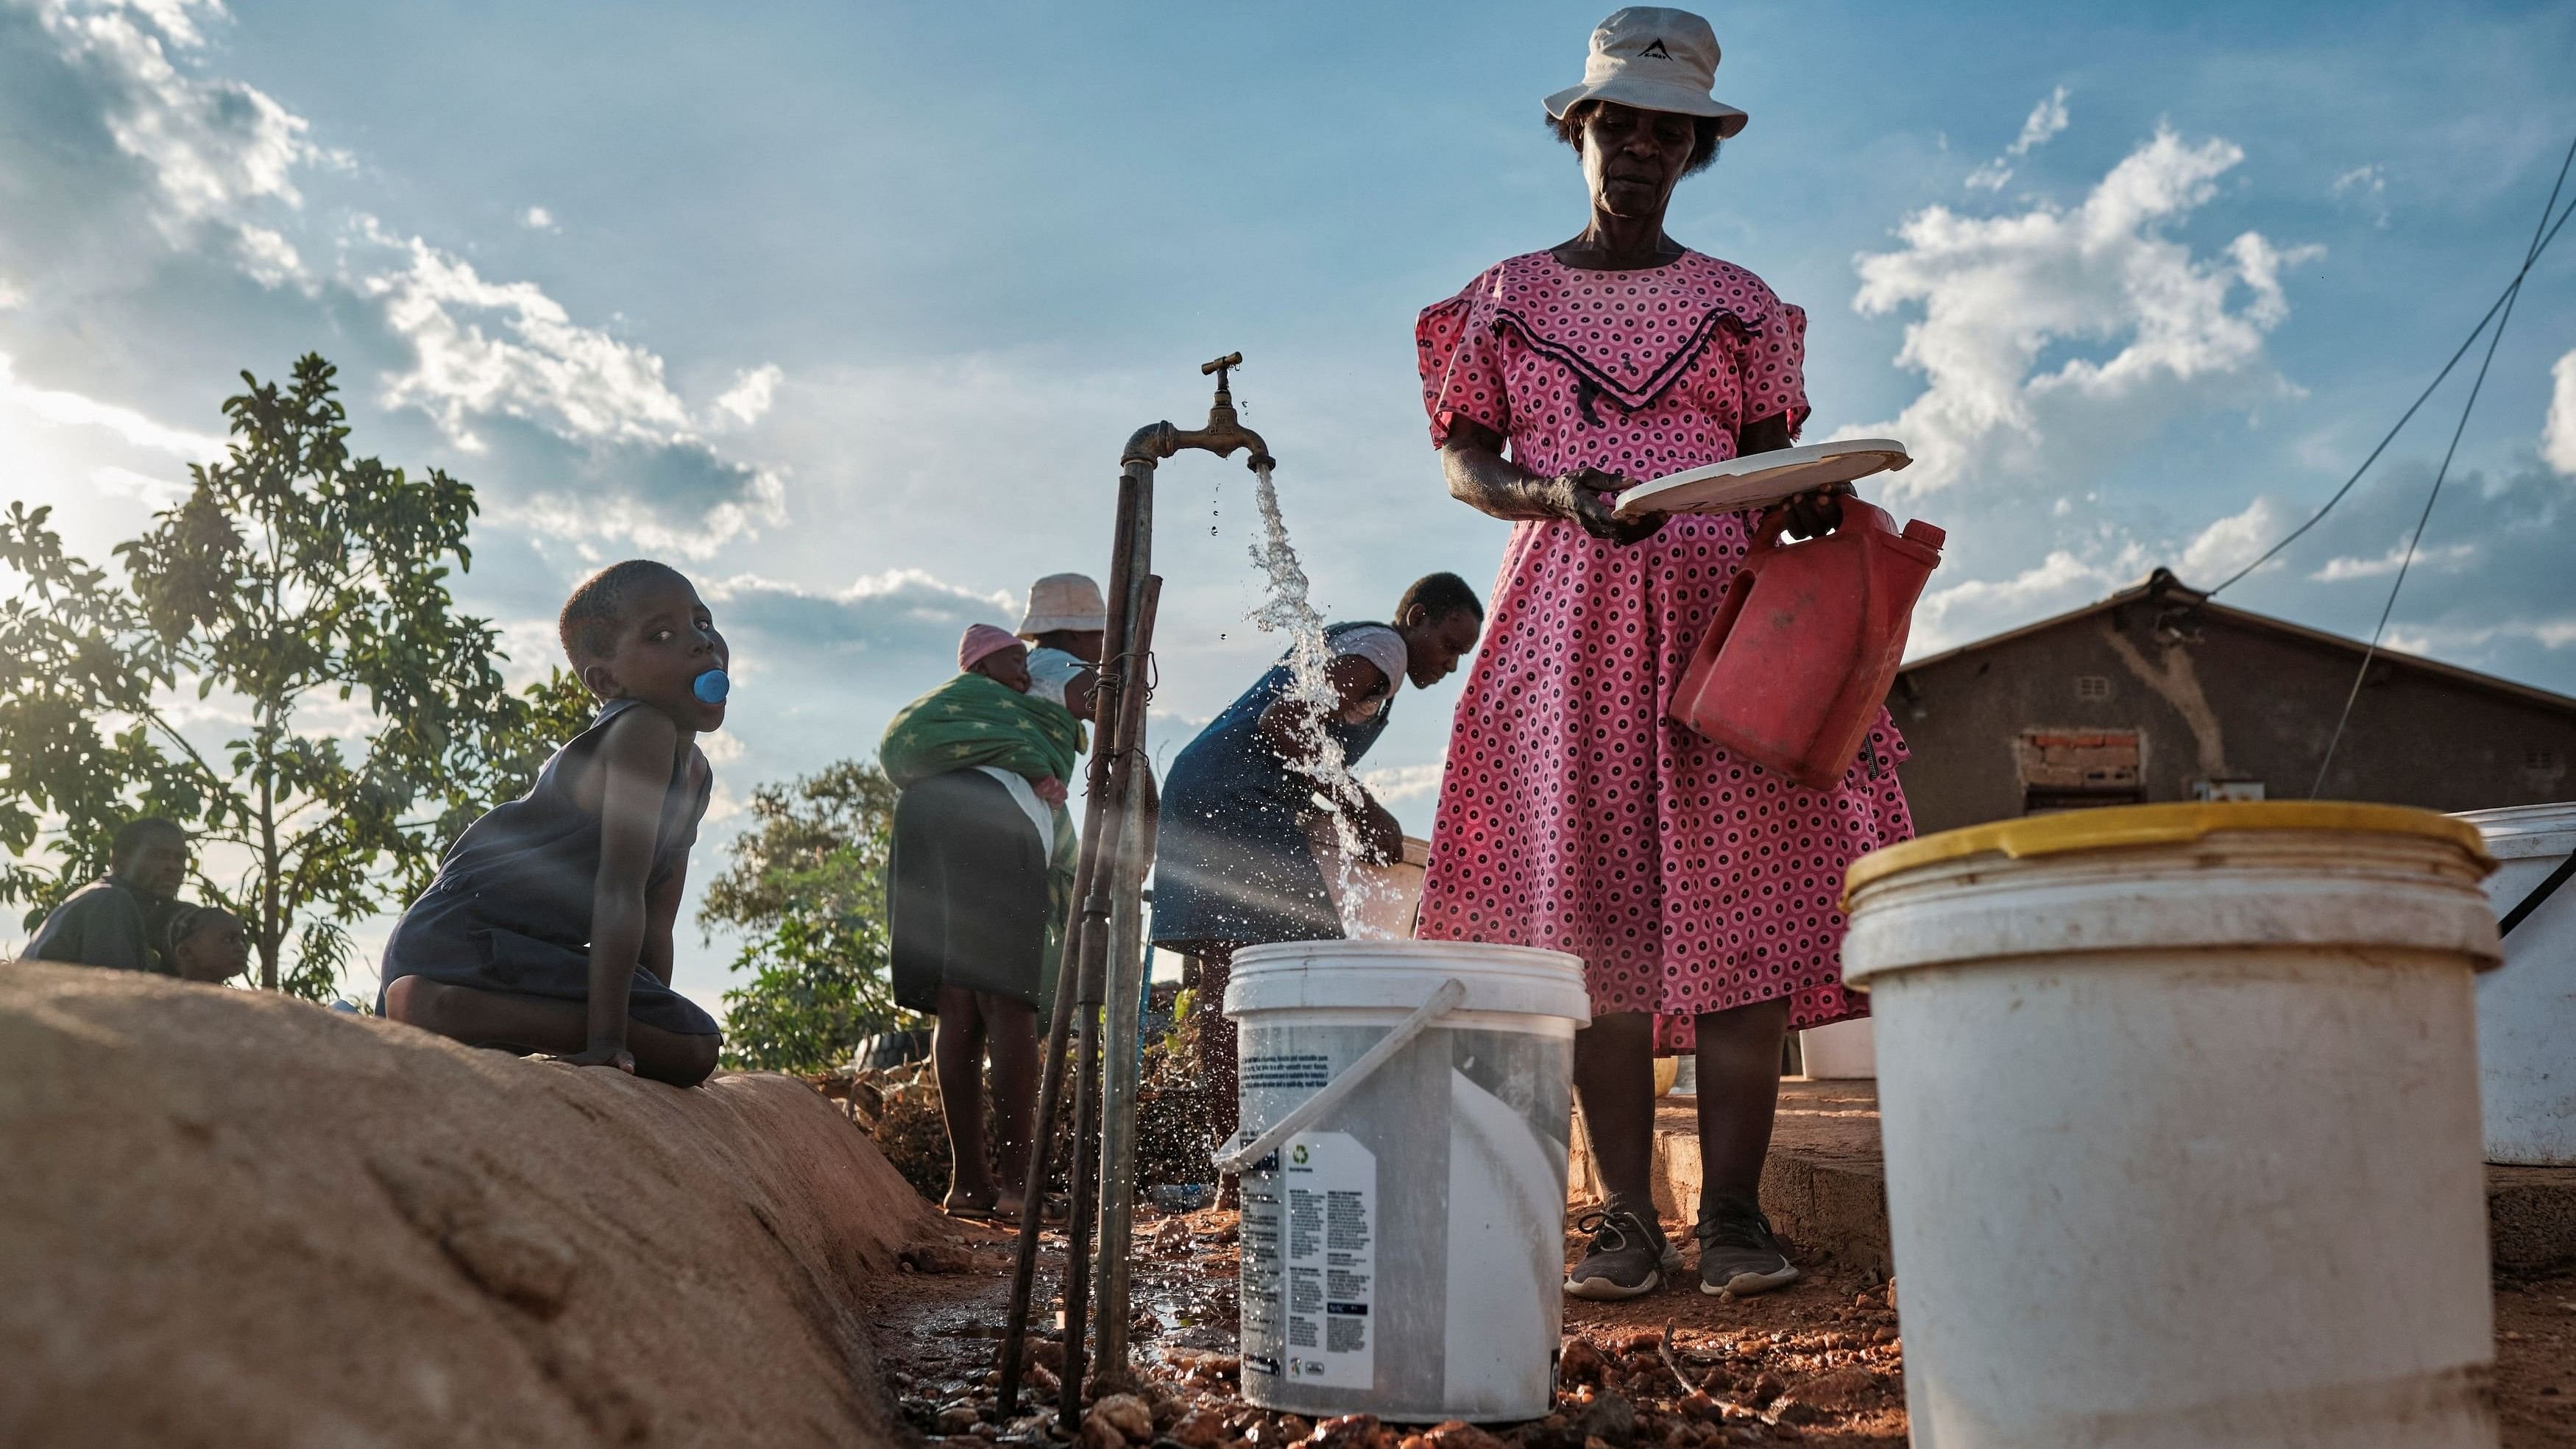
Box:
(880, 623, 1085, 1219)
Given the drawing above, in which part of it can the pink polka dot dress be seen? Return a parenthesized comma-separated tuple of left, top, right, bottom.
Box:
(1413, 249, 1915, 1051)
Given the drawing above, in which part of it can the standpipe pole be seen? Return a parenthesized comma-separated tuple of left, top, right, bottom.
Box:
(1058, 462, 1158, 1427)
(1091, 581, 1162, 1381)
(997, 465, 1143, 1419)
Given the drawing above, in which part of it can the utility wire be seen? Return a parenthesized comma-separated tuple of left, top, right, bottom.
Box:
(2307, 139, 2575, 797)
(2210, 140, 2576, 597)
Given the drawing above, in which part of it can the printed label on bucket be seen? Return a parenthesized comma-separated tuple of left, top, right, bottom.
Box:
(1243, 1130, 1376, 1389)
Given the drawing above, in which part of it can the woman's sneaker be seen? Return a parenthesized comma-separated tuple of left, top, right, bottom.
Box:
(1564, 1208, 1681, 1300)
(1696, 1197, 1800, 1297)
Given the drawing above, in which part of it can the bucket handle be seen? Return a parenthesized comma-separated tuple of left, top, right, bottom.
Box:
(1208, 977, 1468, 1177)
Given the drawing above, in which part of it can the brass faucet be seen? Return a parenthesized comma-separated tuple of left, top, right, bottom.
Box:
(1122, 352, 1274, 470)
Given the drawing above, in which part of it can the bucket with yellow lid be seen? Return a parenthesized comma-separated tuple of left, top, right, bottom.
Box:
(1841, 802, 2501, 1449)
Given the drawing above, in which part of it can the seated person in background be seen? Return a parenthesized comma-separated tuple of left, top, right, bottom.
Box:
(24, 817, 191, 974)
(378, 560, 728, 1088)
(163, 904, 252, 984)
(1015, 572, 1108, 720)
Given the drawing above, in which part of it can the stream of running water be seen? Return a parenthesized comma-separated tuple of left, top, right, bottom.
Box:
(1243, 461, 1402, 938)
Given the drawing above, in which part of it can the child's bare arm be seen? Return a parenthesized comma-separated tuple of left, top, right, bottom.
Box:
(556, 707, 682, 1071)
(640, 862, 685, 987)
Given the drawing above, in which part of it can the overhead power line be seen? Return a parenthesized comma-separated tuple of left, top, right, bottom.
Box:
(2209, 136, 2576, 598)
(2305, 135, 2575, 797)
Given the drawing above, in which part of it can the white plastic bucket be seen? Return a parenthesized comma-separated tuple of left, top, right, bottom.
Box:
(1797, 1017, 1875, 1078)
(1841, 803, 2502, 1449)
(1222, 939, 1588, 1423)
(1312, 831, 1430, 940)
(2458, 801, 2576, 1165)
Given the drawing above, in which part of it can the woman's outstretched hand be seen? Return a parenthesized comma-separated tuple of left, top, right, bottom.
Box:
(545, 1043, 637, 1074)
(1550, 468, 1666, 546)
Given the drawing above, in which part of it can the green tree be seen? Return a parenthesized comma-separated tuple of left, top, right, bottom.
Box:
(0, 355, 582, 996)
(699, 759, 911, 1073)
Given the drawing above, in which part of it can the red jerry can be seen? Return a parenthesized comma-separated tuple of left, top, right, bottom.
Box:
(1670, 499, 1945, 790)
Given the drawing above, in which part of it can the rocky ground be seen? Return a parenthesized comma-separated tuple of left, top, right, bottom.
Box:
(873, 1204, 2576, 1449)
(880, 1208, 1899, 1449)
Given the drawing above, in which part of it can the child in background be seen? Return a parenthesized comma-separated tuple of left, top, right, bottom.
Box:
(378, 560, 728, 1088)
(163, 904, 251, 984)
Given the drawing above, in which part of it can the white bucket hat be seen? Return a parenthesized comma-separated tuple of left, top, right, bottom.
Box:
(1016, 572, 1108, 637)
(1544, 7, 1748, 139)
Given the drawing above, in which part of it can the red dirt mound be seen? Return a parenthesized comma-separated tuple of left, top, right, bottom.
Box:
(0, 963, 933, 1448)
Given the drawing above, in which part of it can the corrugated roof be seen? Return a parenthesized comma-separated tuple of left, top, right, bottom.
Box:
(1899, 567, 2576, 715)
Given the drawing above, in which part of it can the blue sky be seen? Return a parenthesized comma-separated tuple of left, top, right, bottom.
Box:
(4, 0, 2572, 1006)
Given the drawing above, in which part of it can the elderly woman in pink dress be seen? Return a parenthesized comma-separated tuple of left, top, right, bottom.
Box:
(1415, 7, 1915, 1300)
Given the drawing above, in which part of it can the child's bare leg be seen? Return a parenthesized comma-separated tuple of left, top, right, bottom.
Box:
(980, 991, 1039, 1213)
(384, 976, 719, 1088)
(933, 985, 997, 1212)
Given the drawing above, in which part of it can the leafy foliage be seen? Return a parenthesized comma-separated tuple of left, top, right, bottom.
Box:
(0, 355, 581, 997)
(699, 759, 913, 1073)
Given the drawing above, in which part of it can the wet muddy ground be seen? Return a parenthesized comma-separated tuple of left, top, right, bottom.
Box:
(871, 1208, 2576, 1449)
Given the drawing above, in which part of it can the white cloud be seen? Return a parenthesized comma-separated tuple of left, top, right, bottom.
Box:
(2331, 164, 2391, 228)
(2010, 87, 2073, 157)
(363, 229, 695, 447)
(520, 205, 555, 231)
(233, 223, 302, 287)
(88, 464, 188, 507)
(712, 364, 783, 427)
(699, 567, 1017, 653)
(32, 0, 331, 247)
(2175, 496, 2288, 584)
(350, 227, 788, 551)
(1359, 759, 1444, 804)
(2309, 539, 2479, 582)
(0, 350, 224, 458)
(1908, 548, 2140, 655)
(2546, 347, 2576, 476)
(1848, 126, 2318, 499)
(1963, 85, 2069, 192)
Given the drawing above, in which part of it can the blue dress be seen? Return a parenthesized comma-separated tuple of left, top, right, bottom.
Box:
(377, 698, 721, 1037)
(1150, 623, 1395, 947)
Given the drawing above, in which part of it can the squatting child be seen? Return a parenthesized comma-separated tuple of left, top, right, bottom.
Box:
(379, 560, 729, 1087)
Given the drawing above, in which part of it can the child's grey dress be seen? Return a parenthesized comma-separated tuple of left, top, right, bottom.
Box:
(376, 698, 721, 1037)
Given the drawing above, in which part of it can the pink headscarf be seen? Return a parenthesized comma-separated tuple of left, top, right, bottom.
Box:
(958, 623, 1022, 672)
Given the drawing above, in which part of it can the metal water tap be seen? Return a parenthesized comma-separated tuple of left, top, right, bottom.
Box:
(1122, 352, 1275, 470)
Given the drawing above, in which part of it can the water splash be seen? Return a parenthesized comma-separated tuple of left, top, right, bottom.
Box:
(1244, 461, 1404, 938)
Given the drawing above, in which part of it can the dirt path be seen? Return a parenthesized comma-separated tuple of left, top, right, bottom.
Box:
(874, 1207, 2575, 1449)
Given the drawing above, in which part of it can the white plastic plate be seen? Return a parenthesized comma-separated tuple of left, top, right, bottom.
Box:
(1612, 438, 1913, 519)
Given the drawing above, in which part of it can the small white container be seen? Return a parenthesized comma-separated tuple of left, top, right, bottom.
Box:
(1225, 939, 1588, 1423)
(1842, 802, 2501, 1449)
(1797, 1016, 1876, 1078)
(2458, 801, 2576, 1165)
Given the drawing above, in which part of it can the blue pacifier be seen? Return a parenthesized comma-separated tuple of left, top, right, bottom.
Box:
(691, 669, 730, 705)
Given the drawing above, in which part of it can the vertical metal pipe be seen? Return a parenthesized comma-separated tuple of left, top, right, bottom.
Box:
(1058, 462, 1156, 1424)
(998, 464, 1144, 1417)
(1092, 581, 1161, 1379)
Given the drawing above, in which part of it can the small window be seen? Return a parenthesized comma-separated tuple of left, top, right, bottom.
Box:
(2075, 675, 2112, 701)
(2529, 748, 2559, 771)
(2195, 779, 2265, 802)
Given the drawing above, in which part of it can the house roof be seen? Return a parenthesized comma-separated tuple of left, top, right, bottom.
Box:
(1899, 567, 2576, 717)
